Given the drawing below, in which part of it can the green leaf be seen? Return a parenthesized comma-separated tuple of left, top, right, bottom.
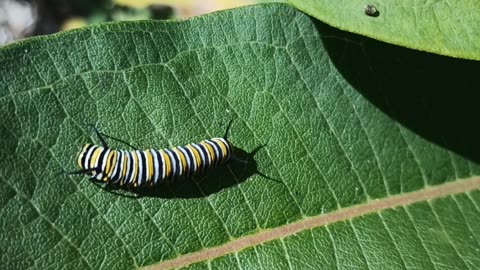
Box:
(288, 0, 480, 60)
(1, 3, 479, 270)
(187, 189, 480, 270)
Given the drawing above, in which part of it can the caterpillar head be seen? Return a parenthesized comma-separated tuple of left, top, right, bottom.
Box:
(77, 144, 102, 176)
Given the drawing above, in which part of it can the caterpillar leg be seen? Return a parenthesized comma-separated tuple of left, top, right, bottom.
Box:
(91, 180, 139, 198)
(65, 168, 97, 175)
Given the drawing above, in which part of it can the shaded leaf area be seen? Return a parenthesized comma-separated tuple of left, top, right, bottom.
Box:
(188, 190, 480, 269)
(0, 3, 478, 270)
(314, 19, 480, 166)
(288, 0, 480, 60)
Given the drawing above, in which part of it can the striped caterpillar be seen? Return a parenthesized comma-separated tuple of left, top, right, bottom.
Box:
(68, 122, 234, 188)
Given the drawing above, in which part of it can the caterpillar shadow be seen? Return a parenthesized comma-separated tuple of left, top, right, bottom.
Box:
(112, 146, 271, 199)
(315, 21, 480, 164)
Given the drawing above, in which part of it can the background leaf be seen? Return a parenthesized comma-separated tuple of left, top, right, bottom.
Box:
(288, 0, 480, 60)
(1, 3, 479, 270)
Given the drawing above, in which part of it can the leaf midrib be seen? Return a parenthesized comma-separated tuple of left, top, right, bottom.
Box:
(143, 176, 480, 270)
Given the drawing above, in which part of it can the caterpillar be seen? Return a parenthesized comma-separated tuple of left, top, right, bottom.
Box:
(68, 122, 234, 188)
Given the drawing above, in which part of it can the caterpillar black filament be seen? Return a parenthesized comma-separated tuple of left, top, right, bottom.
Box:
(69, 122, 233, 187)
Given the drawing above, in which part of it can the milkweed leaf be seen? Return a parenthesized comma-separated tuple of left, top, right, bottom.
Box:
(1, 3, 479, 270)
(288, 0, 480, 60)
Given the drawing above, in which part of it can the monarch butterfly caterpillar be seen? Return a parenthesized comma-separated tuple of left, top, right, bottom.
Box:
(68, 122, 234, 188)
